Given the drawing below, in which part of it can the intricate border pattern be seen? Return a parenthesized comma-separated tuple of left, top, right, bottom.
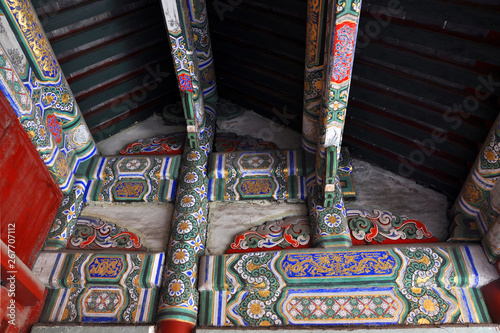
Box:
(161, 0, 205, 148)
(227, 216, 311, 253)
(156, 104, 216, 324)
(198, 245, 497, 326)
(0, 3, 97, 195)
(208, 150, 306, 201)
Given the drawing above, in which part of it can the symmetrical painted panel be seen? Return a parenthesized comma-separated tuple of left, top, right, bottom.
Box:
(208, 150, 306, 201)
(0, 1, 97, 194)
(198, 245, 498, 327)
(35, 252, 164, 289)
(41, 286, 158, 324)
(34, 252, 164, 324)
(83, 155, 181, 203)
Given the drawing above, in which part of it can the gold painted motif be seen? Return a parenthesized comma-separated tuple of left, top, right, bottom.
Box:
(239, 178, 273, 196)
(114, 181, 146, 198)
(306, 0, 323, 65)
(88, 257, 124, 278)
(282, 252, 396, 278)
(463, 182, 484, 204)
(5, 0, 59, 79)
(55, 155, 69, 179)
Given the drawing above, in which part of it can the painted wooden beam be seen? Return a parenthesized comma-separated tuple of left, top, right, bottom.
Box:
(160, 0, 205, 148)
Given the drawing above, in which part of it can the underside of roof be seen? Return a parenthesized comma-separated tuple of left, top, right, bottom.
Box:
(33, 0, 500, 198)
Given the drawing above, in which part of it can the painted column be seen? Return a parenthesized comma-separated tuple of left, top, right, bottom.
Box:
(316, 0, 361, 205)
(161, 0, 205, 148)
(306, 0, 361, 246)
(156, 104, 216, 332)
(481, 179, 500, 263)
(308, 180, 352, 248)
(187, 0, 217, 103)
(450, 114, 500, 263)
(302, 0, 327, 175)
(0, 0, 98, 249)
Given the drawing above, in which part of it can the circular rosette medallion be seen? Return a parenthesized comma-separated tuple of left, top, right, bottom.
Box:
(177, 190, 202, 213)
(168, 242, 196, 271)
(165, 273, 193, 305)
(173, 215, 199, 241)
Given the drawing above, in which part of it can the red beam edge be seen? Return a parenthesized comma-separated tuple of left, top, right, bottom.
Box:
(0, 241, 45, 307)
(481, 278, 500, 324)
(157, 320, 194, 333)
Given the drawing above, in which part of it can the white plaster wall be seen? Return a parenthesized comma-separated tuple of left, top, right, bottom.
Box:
(206, 200, 307, 255)
(80, 202, 174, 251)
(97, 114, 185, 155)
(217, 110, 302, 150)
(346, 159, 449, 241)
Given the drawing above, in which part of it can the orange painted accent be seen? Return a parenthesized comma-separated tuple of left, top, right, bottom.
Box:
(481, 279, 500, 324)
(157, 320, 194, 333)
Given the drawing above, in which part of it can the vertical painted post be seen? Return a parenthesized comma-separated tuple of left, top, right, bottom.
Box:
(308, 179, 352, 248)
(317, 0, 361, 206)
(0, 0, 97, 250)
(161, 0, 205, 148)
(187, 0, 217, 103)
(450, 114, 500, 263)
(302, 0, 327, 180)
(158, 1, 218, 330)
(156, 105, 216, 333)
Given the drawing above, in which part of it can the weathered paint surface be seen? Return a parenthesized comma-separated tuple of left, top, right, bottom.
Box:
(198, 244, 498, 327)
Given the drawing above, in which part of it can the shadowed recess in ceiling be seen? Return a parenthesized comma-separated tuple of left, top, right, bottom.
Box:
(32, 0, 181, 142)
(207, 0, 500, 198)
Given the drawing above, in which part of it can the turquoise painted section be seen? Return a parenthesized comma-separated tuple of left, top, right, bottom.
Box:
(208, 150, 306, 201)
(31, 0, 181, 142)
(198, 244, 497, 326)
(0, 0, 97, 194)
